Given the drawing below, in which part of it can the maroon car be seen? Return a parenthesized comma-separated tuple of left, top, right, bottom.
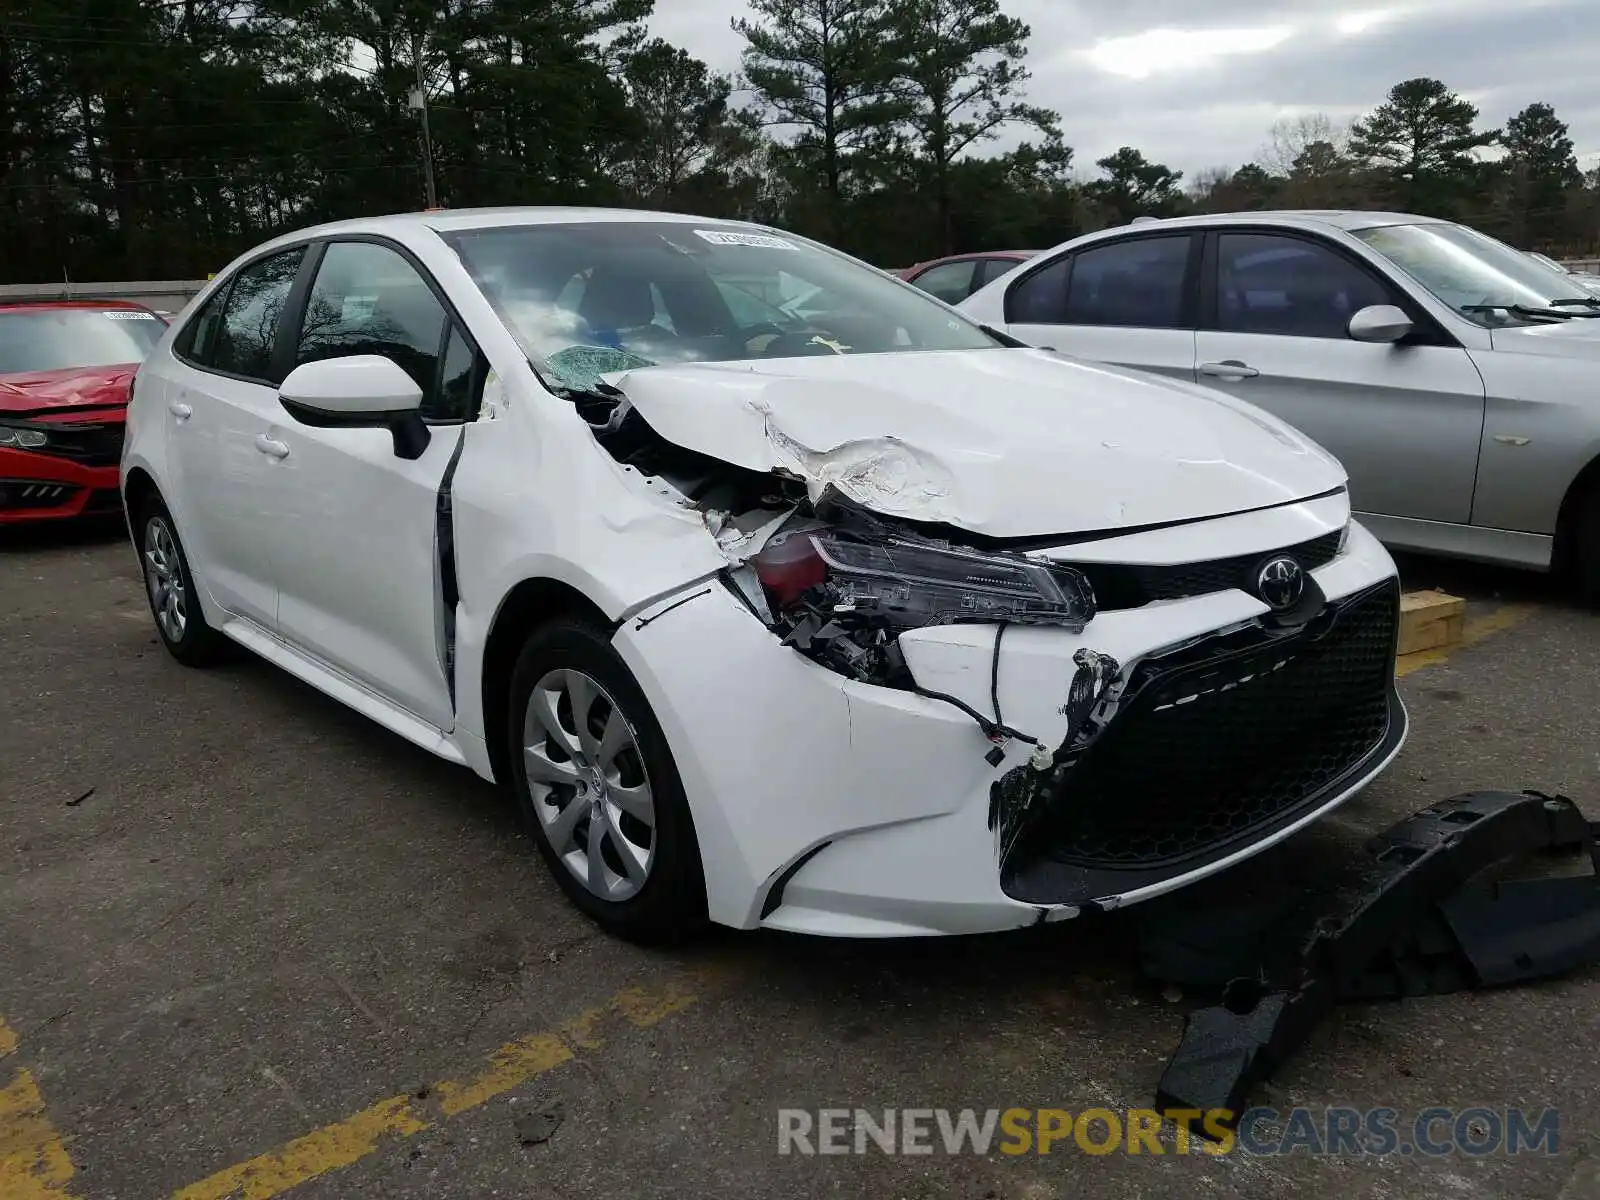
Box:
(899, 251, 1040, 303)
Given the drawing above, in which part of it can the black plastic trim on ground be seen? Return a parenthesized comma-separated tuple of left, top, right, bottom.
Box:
(1150, 790, 1600, 1128)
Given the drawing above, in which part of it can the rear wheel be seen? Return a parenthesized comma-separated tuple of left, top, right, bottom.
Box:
(137, 497, 229, 665)
(506, 618, 706, 942)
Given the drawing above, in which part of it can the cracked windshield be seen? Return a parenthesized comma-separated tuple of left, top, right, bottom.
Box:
(446, 222, 1000, 391)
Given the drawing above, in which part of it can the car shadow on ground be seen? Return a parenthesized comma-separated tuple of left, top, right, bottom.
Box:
(0, 514, 128, 554)
(1392, 550, 1574, 607)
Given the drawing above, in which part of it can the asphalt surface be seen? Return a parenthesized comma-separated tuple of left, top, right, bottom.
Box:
(3, 517, 1599, 1200)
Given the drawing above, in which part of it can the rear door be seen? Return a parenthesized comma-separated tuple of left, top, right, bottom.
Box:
(1192, 230, 1486, 525)
(163, 246, 308, 627)
(1001, 233, 1200, 384)
(260, 237, 483, 729)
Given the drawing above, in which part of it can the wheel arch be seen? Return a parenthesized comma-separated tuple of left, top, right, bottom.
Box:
(481, 577, 616, 787)
(122, 466, 160, 532)
(1553, 450, 1600, 577)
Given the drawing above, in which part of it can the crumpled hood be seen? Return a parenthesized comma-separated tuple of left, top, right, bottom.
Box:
(1490, 317, 1600, 360)
(606, 348, 1346, 538)
(0, 364, 136, 415)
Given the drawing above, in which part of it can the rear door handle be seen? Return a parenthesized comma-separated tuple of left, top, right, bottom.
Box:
(1199, 360, 1260, 379)
(254, 434, 290, 459)
(168, 400, 193, 420)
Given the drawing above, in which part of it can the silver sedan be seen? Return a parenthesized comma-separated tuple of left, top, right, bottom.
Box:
(961, 210, 1600, 601)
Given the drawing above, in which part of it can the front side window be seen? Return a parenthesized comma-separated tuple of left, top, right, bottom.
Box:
(208, 248, 306, 382)
(1216, 233, 1392, 339)
(910, 260, 978, 304)
(295, 241, 461, 418)
(0, 308, 165, 375)
(1064, 236, 1191, 329)
(444, 222, 1001, 392)
(1353, 221, 1600, 327)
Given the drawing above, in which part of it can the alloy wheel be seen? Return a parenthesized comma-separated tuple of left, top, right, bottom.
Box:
(522, 668, 656, 901)
(143, 516, 188, 643)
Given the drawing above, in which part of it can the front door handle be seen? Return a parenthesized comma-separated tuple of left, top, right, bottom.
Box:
(254, 434, 290, 460)
(1199, 360, 1260, 379)
(168, 400, 193, 420)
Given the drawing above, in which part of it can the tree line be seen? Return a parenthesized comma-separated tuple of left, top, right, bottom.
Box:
(2, 0, 1597, 284)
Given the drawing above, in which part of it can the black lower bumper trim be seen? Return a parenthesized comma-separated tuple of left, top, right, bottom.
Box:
(1150, 790, 1600, 1127)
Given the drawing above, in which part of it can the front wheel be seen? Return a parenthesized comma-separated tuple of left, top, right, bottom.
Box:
(506, 618, 707, 942)
(136, 498, 229, 666)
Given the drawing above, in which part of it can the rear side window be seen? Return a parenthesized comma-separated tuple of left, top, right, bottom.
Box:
(1007, 257, 1071, 323)
(208, 248, 306, 382)
(295, 240, 474, 422)
(1216, 233, 1393, 339)
(1064, 236, 1190, 328)
(910, 260, 978, 304)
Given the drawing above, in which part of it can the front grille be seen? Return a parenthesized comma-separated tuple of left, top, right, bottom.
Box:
(35, 422, 125, 466)
(1056, 529, 1343, 611)
(1009, 580, 1397, 876)
(0, 479, 80, 509)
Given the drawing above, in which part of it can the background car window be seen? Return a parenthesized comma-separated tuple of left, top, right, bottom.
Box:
(1064, 236, 1190, 328)
(1217, 233, 1392, 339)
(209, 248, 305, 381)
(0, 308, 165, 374)
(296, 241, 456, 419)
(910, 260, 978, 303)
(1006, 257, 1070, 323)
(972, 257, 1019, 290)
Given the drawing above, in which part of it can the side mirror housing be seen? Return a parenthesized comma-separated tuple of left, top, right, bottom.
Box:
(279, 355, 431, 459)
(1347, 304, 1414, 344)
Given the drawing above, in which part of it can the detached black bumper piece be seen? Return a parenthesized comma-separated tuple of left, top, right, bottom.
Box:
(1149, 790, 1600, 1126)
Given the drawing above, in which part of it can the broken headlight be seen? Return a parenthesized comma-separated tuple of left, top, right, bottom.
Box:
(755, 531, 1096, 632)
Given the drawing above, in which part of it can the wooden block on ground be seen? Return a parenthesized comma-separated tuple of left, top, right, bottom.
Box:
(1397, 589, 1466, 657)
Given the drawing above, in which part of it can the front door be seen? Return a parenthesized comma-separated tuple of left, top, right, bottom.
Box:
(1193, 231, 1486, 525)
(261, 238, 483, 730)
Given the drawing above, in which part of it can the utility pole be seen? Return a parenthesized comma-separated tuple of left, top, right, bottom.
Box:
(408, 30, 439, 209)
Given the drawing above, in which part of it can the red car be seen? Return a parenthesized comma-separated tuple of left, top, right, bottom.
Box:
(898, 250, 1040, 303)
(0, 300, 167, 524)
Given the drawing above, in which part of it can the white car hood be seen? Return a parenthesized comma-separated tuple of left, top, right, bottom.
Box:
(606, 348, 1346, 538)
(1490, 316, 1600, 359)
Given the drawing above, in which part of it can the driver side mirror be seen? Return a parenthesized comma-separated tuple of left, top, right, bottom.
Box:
(278, 355, 431, 460)
(1347, 304, 1414, 344)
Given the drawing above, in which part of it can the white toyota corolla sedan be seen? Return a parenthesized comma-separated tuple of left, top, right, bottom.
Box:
(121, 208, 1407, 940)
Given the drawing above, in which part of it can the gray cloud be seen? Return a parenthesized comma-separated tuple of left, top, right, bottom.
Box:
(649, 0, 1600, 178)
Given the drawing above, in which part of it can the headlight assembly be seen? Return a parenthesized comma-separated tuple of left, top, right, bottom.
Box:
(0, 425, 49, 449)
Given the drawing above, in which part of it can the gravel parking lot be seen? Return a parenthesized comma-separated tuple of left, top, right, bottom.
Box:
(4, 518, 1599, 1200)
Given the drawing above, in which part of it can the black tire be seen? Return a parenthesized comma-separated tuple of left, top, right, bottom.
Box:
(506, 618, 707, 942)
(1576, 485, 1600, 608)
(135, 496, 230, 666)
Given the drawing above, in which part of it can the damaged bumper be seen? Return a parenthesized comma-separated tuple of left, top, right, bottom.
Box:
(611, 515, 1404, 937)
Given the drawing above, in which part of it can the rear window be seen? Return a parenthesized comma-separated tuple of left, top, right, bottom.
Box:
(0, 308, 166, 374)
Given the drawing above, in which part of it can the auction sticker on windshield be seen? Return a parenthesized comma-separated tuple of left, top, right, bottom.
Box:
(104, 311, 157, 319)
(695, 230, 797, 250)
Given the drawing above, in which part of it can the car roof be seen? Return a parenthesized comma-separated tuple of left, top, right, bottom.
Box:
(0, 299, 156, 314)
(1096, 209, 1452, 235)
(264, 206, 780, 243)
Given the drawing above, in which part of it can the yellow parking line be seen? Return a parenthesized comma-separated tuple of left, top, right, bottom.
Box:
(0, 1015, 82, 1198)
(173, 971, 720, 1200)
(1395, 602, 1535, 678)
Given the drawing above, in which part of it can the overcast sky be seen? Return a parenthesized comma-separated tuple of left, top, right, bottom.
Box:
(649, 0, 1600, 181)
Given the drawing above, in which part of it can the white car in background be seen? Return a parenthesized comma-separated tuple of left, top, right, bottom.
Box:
(122, 208, 1405, 940)
(1526, 251, 1600, 299)
(962, 211, 1600, 601)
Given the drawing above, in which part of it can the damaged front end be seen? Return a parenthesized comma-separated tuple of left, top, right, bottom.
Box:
(579, 372, 1401, 917)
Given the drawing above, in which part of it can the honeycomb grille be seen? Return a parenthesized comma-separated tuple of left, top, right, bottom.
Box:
(1026, 580, 1397, 869)
(1058, 529, 1343, 611)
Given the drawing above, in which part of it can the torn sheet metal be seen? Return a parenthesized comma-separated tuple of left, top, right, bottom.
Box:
(601, 349, 1345, 539)
(1149, 790, 1600, 1127)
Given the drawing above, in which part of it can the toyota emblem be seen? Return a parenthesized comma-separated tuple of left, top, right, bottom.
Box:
(1256, 555, 1305, 611)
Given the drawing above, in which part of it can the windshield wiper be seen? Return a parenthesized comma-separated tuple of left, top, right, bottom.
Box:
(1549, 297, 1600, 309)
(1458, 303, 1598, 322)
